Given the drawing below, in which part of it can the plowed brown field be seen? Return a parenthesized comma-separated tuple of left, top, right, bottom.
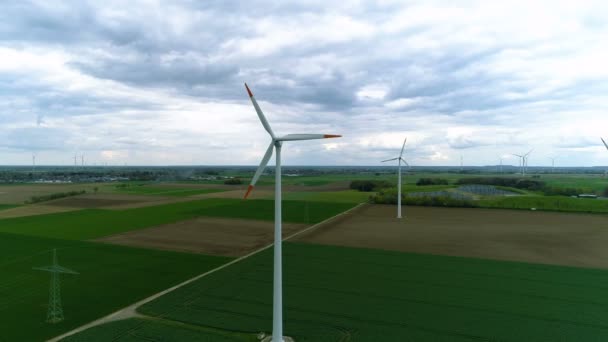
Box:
(296, 204, 608, 269)
(95, 217, 307, 257)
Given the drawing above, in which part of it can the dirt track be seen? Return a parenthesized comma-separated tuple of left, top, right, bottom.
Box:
(296, 204, 608, 269)
(95, 217, 307, 257)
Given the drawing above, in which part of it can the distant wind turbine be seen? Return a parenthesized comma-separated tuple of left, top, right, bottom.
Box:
(382, 137, 409, 219)
(242, 83, 341, 342)
(549, 157, 557, 174)
(523, 149, 533, 175)
(512, 154, 524, 175)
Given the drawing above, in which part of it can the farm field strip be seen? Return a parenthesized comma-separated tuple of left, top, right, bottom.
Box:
(115, 186, 227, 197)
(62, 317, 257, 342)
(479, 195, 608, 213)
(0, 198, 356, 240)
(281, 190, 373, 203)
(0, 204, 19, 211)
(296, 204, 608, 269)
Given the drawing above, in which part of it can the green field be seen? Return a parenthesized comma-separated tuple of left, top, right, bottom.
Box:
(0, 199, 355, 240)
(0, 232, 230, 341)
(0, 204, 18, 211)
(66, 242, 608, 341)
(479, 195, 608, 213)
(115, 184, 226, 197)
(282, 190, 372, 203)
(64, 318, 258, 341)
(542, 174, 608, 193)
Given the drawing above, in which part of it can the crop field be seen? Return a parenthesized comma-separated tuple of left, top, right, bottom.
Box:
(0, 183, 110, 205)
(0, 203, 18, 211)
(115, 184, 227, 197)
(297, 204, 608, 269)
(65, 242, 608, 341)
(479, 195, 608, 213)
(542, 174, 608, 192)
(0, 198, 355, 240)
(96, 217, 307, 257)
(0, 232, 230, 341)
(282, 190, 373, 203)
(63, 318, 256, 341)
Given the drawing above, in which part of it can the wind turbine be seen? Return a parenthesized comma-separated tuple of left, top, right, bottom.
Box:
(602, 138, 608, 178)
(549, 157, 557, 174)
(243, 83, 340, 342)
(512, 153, 524, 175)
(381, 137, 409, 219)
(523, 149, 533, 175)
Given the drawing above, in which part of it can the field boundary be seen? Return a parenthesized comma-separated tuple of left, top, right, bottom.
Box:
(48, 202, 366, 342)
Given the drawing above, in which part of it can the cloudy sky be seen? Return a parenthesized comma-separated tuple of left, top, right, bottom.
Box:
(1, 0, 607, 167)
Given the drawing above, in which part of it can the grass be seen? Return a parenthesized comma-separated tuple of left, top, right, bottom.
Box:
(0, 204, 19, 211)
(479, 195, 608, 213)
(63, 318, 258, 342)
(115, 185, 226, 197)
(62, 242, 608, 341)
(0, 199, 356, 240)
(0, 232, 230, 341)
(282, 190, 372, 203)
(542, 174, 608, 193)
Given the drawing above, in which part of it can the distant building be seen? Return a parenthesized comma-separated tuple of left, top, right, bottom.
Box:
(578, 194, 598, 199)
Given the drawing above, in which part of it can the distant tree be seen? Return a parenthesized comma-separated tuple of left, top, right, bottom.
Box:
(416, 178, 449, 186)
(350, 180, 391, 192)
(224, 178, 243, 185)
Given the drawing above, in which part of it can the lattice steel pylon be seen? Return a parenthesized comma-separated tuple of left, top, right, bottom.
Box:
(33, 249, 78, 323)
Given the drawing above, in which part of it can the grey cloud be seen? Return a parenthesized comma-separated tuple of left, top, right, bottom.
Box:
(71, 54, 240, 88)
(0, 1, 607, 165)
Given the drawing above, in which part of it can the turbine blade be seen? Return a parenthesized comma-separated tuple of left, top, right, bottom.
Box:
(381, 157, 399, 162)
(399, 137, 407, 158)
(245, 83, 275, 139)
(602, 137, 608, 150)
(401, 158, 410, 167)
(244, 142, 274, 199)
(277, 134, 341, 141)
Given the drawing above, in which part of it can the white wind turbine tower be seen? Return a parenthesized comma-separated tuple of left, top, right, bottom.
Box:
(243, 83, 341, 342)
(381, 137, 409, 219)
(523, 149, 533, 175)
(512, 153, 524, 175)
(549, 157, 557, 174)
(602, 138, 608, 178)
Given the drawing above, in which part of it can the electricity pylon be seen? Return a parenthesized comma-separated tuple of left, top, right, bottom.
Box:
(33, 249, 78, 323)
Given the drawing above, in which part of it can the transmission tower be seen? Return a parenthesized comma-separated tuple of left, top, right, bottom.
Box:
(33, 249, 78, 323)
